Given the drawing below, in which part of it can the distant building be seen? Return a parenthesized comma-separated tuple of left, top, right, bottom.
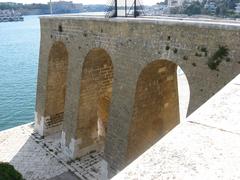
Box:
(168, 0, 203, 8)
(235, 3, 240, 14)
(168, 0, 184, 8)
(0, 9, 21, 17)
(147, 3, 168, 15)
(204, 0, 217, 15)
(50, 1, 83, 14)
(0, 9, 23, 22)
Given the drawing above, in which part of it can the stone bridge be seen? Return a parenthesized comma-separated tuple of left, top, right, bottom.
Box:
(34, 16, 240, 177)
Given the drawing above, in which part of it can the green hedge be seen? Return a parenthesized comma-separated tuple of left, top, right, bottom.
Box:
(0, 162, 24, 180)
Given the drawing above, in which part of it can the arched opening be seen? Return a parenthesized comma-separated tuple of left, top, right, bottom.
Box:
(44, 41, 68, 130)
(127, 60, 184, 163)
(177, 67, 190, 122)
(77, 48, 113, 154)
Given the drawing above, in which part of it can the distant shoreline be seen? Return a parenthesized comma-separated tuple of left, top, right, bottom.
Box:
(0, 2, 107, 16)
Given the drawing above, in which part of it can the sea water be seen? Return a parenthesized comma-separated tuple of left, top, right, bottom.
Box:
(0, 16, 40, 131)
(0, 13, 106, 131)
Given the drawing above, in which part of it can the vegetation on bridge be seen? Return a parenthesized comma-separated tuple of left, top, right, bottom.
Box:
(208, 45, 230, 70)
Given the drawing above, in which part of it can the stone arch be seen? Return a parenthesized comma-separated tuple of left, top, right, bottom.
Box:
(44, 41, 68, 131)
(126, 59, 188, 163)
(77, 48, 113, 155)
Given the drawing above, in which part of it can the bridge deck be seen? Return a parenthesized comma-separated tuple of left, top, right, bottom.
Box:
(40, 15, 240, 29)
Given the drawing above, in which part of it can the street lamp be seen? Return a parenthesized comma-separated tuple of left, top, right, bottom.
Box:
(50, 0, 53, 14)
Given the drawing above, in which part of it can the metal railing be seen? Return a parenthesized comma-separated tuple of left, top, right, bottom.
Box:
(105, 0, 145, 18)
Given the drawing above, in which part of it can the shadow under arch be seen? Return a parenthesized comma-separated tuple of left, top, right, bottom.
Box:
(44, 41, 68, 131)
(126, 59, 190, 163)
(76, 48, 114, 155)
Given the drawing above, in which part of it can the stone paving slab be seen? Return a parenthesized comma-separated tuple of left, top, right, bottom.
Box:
(113, 122, 240, 180)
(0, 123, 105, 180)
(0, 124, 69, 180)
(48, 171, 80, 180)
(187, 74, 240, 134)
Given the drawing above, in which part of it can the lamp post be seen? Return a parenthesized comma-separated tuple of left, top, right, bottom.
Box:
(50, 0, 53, 14)
(134, 0, 137, 17)
(114, 0, 117, 17)
(125, 0, 127, 17)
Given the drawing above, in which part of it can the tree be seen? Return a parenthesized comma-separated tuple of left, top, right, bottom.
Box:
(157, 0, 168, 6)
(0, 162, 24, 180)
(183, 1, 202, 15)
(170, 6, 182, 14)
(225, 0, 240, 9)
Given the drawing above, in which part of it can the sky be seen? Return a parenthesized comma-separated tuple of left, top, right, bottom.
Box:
(0, 0, 162, 5)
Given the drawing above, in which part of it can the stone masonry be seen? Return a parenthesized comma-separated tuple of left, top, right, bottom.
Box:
(34, 16, 240, 177)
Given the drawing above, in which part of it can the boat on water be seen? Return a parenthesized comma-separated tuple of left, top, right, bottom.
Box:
(0, 16, 24, 22)
(0, 9, 24, 22)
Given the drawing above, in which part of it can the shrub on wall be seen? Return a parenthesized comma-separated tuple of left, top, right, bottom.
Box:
(0, 162, 24, 180)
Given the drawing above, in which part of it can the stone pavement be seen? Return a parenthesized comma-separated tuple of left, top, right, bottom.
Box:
(48, 172, 80, 180)
(0, 123, 105, 180)
(0, 72, 239, 180)
(0, 124, 68, 180)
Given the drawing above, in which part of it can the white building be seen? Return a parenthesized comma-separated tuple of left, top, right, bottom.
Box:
(168, 0, 184, 7)
(235, 3, 240, 14)
(168, 0, 203, 8)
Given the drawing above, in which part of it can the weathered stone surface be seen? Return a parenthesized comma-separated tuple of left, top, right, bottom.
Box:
(113, 122, 240, 180)
(126, 60, 180, 163)
(48, 172, 79, 180)
(0, 123, 106, 180)
(0, 124, 68, 180)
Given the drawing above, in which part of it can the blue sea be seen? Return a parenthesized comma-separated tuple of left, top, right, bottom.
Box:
(0, 16, 40, 131)
(0, 13, 106, 132)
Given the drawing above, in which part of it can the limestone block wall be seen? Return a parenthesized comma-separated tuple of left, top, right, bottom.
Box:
(45, 42, 68, 128)
(75, 48, 113, 156)
(35, 39, 69, 136)
(35, 16, 240, 176)
(126, 60, 179, 163)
